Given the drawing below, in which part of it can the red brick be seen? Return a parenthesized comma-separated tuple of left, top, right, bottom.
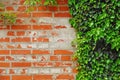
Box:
(54, 12, 71, 17)
(12, 62, 31, 67)
(38, 6, 47, 11)
(32, 50, 50, 54)
(33, 75, 52, 80)
(54, 50, 73, 55)
(59, 6, 69, 11)
(7, 31, 15, 36)
(0, 62, 10, 67)
(0, 25, 10, 30)
(55, 25, 66, 29)
(17, 12, 31, 17)
(12, 75, 32, 80)
(0, 38, 10, 42)
(6, 6, 14, 11)
(0, 75, 10, 80)
(33, 62, 53, 67)
(11, 37, 31, 42)
(11, 25, 31, 30)
(0, 56, 5, 61)
(16, 31, 25, 36)
(61, 56, 71, 61)
(6, 56, 14, 61)
(16, 19, 24, 24)
(7, 44, 15, 48)
(56, 74, 74, 79)
(32, 12, 52, 17)
(54, 62, 72, 67)
(0, 50, 9, 55)
(30, 19, 36, 23)
(50, 56, 59, 61)
(17, 6, 26, 11)
(32, 37, 49, 42)
(57, 0, 68, 5)
(72, 68, 78, 73)
(48, 6, 58, 11)
(19, 0, 25, 4)
(11, 50, 31, 55)
(32, 25, 52, 30)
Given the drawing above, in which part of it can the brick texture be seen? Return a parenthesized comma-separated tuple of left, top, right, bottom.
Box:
(0, 0, 76, 80)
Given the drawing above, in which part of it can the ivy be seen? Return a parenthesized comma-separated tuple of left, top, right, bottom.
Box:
(69, 0, 120, 80)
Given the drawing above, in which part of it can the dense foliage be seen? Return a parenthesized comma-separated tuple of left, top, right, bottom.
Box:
(68, 0, 120, 80)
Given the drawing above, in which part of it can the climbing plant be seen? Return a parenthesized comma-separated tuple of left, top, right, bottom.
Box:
(0, 0, 57, 25)
(0, 3, 16, 25)
(69, 0, 120, 80)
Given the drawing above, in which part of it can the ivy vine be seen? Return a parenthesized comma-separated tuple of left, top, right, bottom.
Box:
(69, 0, 120, 80)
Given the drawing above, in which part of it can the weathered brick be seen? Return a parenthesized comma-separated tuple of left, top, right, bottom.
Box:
(56, 74, 74, 79)
(0, 38, 10, 42)
(54, 50, 73, 55)
(48, 6, 58, 11)
(12, 75, 32, 80)
(0, 75, 10, 80)
(32, 12, 52, 17)
(0, 50, 10, 55)
(6, 6, 14, 11)
(0, 56, 5, 61)
(11, 37, 31, 42)
(7, 31, 15, 36)
(32, 37, 49, 42)
(50, 56, 59, 61)
(11, 25, 31, 30)
(61, 56, 71, 61)
(32, 25, 52, 30)
(16, 12, 31, 17)
(57, 0, 68, 5)
(32, 50, 50, 54)
(17, 6, 26, 11)
(12, 62, 31, 67)
(59, 6, 69, 11)
(38, 6, 47, 11)
(33, 62, 53, 67)
(0, 62, 10, 67)
(16, 31, 25, 36)
(11, 50, 31, 55)
(33, 75, 52, 80)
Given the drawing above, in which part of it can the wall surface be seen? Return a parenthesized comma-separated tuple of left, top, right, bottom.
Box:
(0, 0, 76, 80)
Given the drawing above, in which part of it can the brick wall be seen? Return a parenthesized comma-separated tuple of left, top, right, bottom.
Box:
(0, 0, 76, 80)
